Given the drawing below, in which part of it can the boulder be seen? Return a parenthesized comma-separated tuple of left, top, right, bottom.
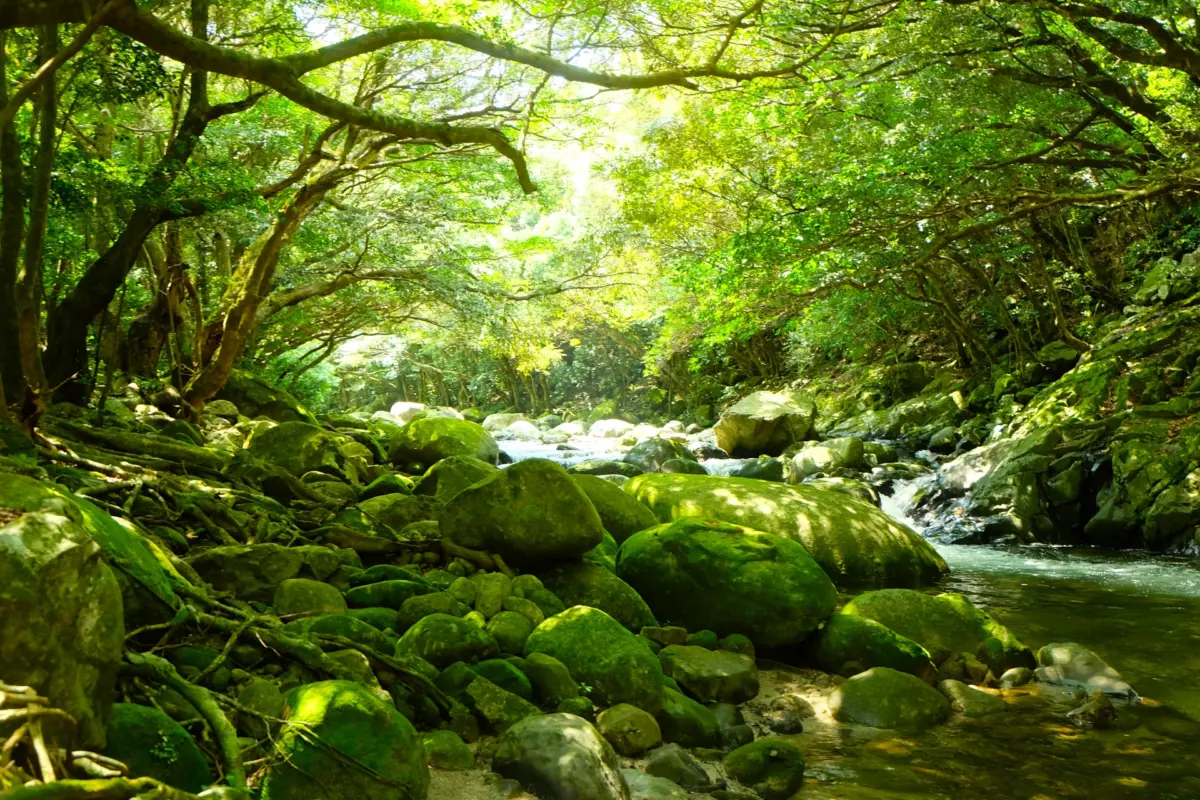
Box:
(282, 614, 392, 653)
(592, 419, 636, 438)
(804, 476, 880, 506)
(261, 681, 429, 800)
(597, 703, 663, 756)
(440, 459, 604, 567)
(802, 613, 935, 680)
(658, 645, 759, 704)
(389, 402, 427, 423)
(627, 474, 946, 588)
(839, 589, 1034, 672)
(616, 518, 837, 648)
(396, 613, 498, 668)
(656, 688, 721, 747)
(355, 493, 441, 537)
(494, 714, 630, 799)
(104, 704, 212, 792)
(521, 652, 580, 707)
(413, 456, 497, 501)
(472, 658, 534, 700)
(660, 459, 707, 475)
(713, 391, 816, 456)
(1035, 642, 1136, 698)
(622, 771, 689, 800)
(645, 743, 709, 790)
(937, 680, 1007, 717)
(273, 578, 347, 617)
(396, 592, 471, 632)
(489, 611, 536, 655)
(0, 481, 126, 748)
(188, 543, 344, 603)
(829, 667, 950, 729)
(483, 412, 530, 432)
(572, 474, 659, 543)
(723, 457, 786, 482)
(793, 436, 866, 477)
(541, 562, 658, 632)
(388, 417, 499, 468)
(524, 606, 665, 713)
(722, 739, 806, 800)
(569, 459, 644, 478)
(421, 729, 474, 770)
(216, 369, 319, 424)
(345, 580, 434, 609)
(583, 530, 620, 572)
(459, 673, 542, 732)
(502, 420, 543, 441)
(624, 438, 697, 474)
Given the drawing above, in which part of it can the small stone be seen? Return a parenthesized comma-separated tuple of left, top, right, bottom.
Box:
(641, 626, 688, 647)
(597, 703, 663, 756)
(474, 572, 513, 619)
(1000, 667, 1034, 688)
(938, 679, 1007, 717)
(686, 630, 720, 649)
(722, 738, 805, 800)
(659, 645, 759, 703)
(645, 743, 710, 790)
(557, 696, 595, 721)
(758, 695, 813, 734)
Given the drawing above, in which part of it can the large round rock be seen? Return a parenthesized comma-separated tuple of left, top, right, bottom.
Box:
(713, 390, 815, 456)
(261, 680, 429, 800)
(803, 613, 936, 680)
(626, 474, 946, 587)
(828, 667, 950, 729)
(616, 517, 836, 648)
(541, 562, 658, 632)
(493, 713, 630, 800)
(388, 417, 499, 468)
(524, 606, 664, 713)
(571, 474, 659, 543)
(440, 459, 604, 568)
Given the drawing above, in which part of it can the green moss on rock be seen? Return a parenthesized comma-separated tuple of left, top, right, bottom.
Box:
(388, 417, 499, 468)
(803, 613, 935, 680)
(104, 703, 212, 792)
(541, 562, 658, 632)
(572, 474, 659, 543)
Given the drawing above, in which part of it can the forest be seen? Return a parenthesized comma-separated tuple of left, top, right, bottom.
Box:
(2, 1, 1200, 799)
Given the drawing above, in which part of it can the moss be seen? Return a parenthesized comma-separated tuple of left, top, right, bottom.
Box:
(396, 613, 498, 668)
(541, 562, 658, 631)
(345, 579, 434, 609)
(388, 417, 499, 468)
(217, 369, 319, 425)
(722, 738, 806, 800)
(829, 667, 950, 729)
(283, 613, 392, 653)
(657, 687, 720, 747)
(571, 474, 659, 543)
(803, 613, 935, 679)
(413, 455, 497, 501)
(104, 704, 212, 792)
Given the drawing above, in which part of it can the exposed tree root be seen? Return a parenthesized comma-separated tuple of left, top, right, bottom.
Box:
(0, 777, 216, 799)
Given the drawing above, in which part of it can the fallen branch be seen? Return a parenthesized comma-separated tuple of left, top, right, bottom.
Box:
(0, 777, 209, 800)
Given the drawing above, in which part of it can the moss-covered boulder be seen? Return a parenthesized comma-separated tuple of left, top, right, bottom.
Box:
(355, 493, 441, 536)
(572, 474, 659, 543)
(624, 438, 697, 474)
(216, 369, 319, 424)
(440, 459, 604, 567)
(273, 578, 347, 617)
(261, 681, 429, 800)
(722, 738, 806, 800)
(525, 606, 665, 713)
(283, 613, 393, 653)
(626, 474, 946, 587)
(829, 667, 950, 729)
(460, 672, 543, 732)
(345, 579, 434, 609)
(597, 703, 662, 756)
(421, 729, 474, 770)
(793, 436, 865, 477)
(714, 391, 816, 456)
(396, 613, 498, 668)
(493, 713, 630, 800)
(541, 562, 658, 632)
(1, 477, 126, 748)
(388, 417, 499, 468)
(656, 687, 721, 747)
(413, 455, 497, 501)
(521, 652, 580, 707)
(104, 704, 213, 792)
(840, 589, 1034, 672)
(488, 610, 536, 655)
(616, 518, 836, 648)
(803, 613, 936, 680)
(658, 645, 759, 704)
(360, 473, 414, 501)
(583, 529, 620, 572)
(187, 543, 344, 603)
(396, 592, 471, 632)
(472, 658, 535, 700)
(570, 459, 643, 478)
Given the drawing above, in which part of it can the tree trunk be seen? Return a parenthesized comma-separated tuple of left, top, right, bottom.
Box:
(0, 30, 25, 405)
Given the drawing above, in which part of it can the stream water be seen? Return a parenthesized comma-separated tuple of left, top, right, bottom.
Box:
(501, 439, 1200, 798)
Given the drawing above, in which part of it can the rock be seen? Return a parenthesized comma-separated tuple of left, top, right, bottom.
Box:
(493, 713, 630, 800)
(839, 589, 1034, 672)
(414, 456, 497, 501)
(355, 493, 440, 536)
(804, 476, 880, 506)
(503, 420, 544, 441)
(389, 402, 427, 423)
(641, 626, 688, 648)
(237, 678, 286, 739)
(657, 687, 721, 747)
(461, 673, 543, 732)
(571, 474, 659, 543)
(625, 438, 697, 473)
(388, 417, 499, 468)
(104, 704, 212, 792)
(1038, 340, 1081, 374)
(937, 680, 1007, 717)
(0, 490, 124, 749)
(557, 696, 596, 720)
(216, 368, 319, 424)
(645, 743, 709, 790)
(802, 613, 935, 680)
(488, 611, 536, 655)
(345, 580, 434, 609)
(261, 681, 429, 800)
(723, 457, 786, 482)
(541, 562, 658, 632)
(928, 426, 957, 454)
(793, 436, 865, 476)
(569, 459, 644, 478)
(396, 592, 471, 632)
(627, 474, 946, 587)
(722, 739, 805, 800)
(617, 517, 837, 648)
(205, 398, 240, 420)
(598, 703, 663, 756)
(660, 458, 707, 475)
(658, 646, 759, 704)
(714, 391, 816, 456)
(521, 652, 580, 707)
(350, 564, 426, 587)
(283, 614, 392, 653)
(422, 729, 474, 770)
(360, 473, 414, 501)
(720, 634, 755, 659)
(474, 572, 513, 619)
(757, 695, 814, 734)
(273, 578, 347, 617)
(484, 413, 530, 432)
(583, 529, 620, 573)
(592, 419, 636, 438)
(622, 770, 689, 800)
(1067, 689, 1117, 729)
(525, 587, 568, 619)
(829, 667, 951, 729)
(524, 606, 665, 713)
(396, 613, 499, 668)
(440, 459, 604, 567)
(448, 576, 478, 606)
(473, 658, 535, 701)
(247, 422, 351, 481)
(1035, 642, 1136, 698)
(188, 543, 343, 603)
(503, 595, 545, 627)
(999, 667, 1033, 688)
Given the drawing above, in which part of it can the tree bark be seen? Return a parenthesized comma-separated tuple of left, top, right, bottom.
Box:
(0, 30, 25, 405)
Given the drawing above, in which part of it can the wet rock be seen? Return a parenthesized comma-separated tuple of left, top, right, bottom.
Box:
(627, 473, 946, 587)
(1035, 642, 1136, 698)
(657, 687, 721, 747)
(928, 426, 957, 454)
(937, 679, 1006, 717)
(422, 729, 474, 770)
(722, 738, 805, 800)
(261, 680, 429, 800)
(570, 459, 644, 477)
(388, 417, 499, 468)
(598, 703, 663, 756)
(572, 474, 659, 543)
(625, 438, 698, 474)
(999, 667, 1033, 688)
(395, 613, 498, 667)
(804, 476, 880, 506)
(617, 517, 837, 647)
(273, 578, 347, 617)
(645, 743, 710, 790)
(714, 391, 816, 457)
(659, 645, 759, 704)
(829, 667, 950, 729)
(542, 562, 658, 632)
(524, 606, 665, 713)
(1067, 689, 1117, 729)
(104, 703, 213, 792)
(440, 459, 604, 568)
(794, 436, 865, 476)
(757, 695, 814, 734)
(803, 613, 935, 680)
(622, 770, 689, 800)
(493, 713, 630, 800)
